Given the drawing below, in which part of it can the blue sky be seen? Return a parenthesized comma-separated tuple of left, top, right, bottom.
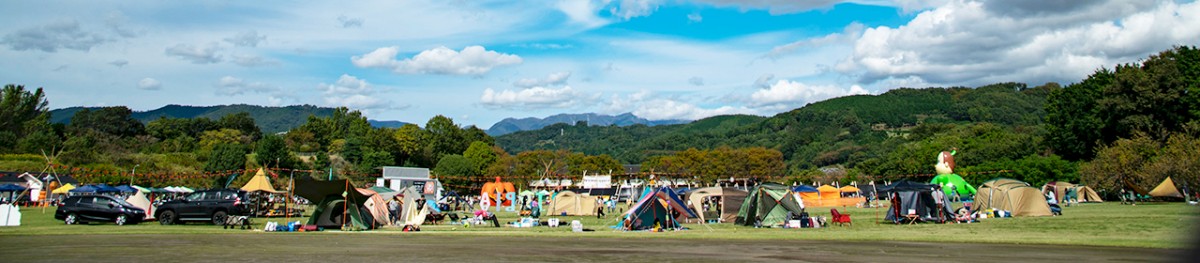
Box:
(2, 0, 1197, 128)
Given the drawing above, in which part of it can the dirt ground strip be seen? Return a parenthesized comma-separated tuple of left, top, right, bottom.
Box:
(0, 233, 1185, 262)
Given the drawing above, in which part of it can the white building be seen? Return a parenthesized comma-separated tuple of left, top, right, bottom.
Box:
(374, 167, 443, 201)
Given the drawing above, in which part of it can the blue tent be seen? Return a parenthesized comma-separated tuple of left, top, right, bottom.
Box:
(70, 185, 99, 193)
(0, 184, 27, 191)
(792, 185, 819, 193)
(95, 184, 121, 193)
(114, 185, 137, 193)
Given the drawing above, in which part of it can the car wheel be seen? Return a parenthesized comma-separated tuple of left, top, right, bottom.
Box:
(159, 210, 177, 225)
(115, 214, 128, 226)
(211, 211, 227, 225)
(65, 213, 78, 225)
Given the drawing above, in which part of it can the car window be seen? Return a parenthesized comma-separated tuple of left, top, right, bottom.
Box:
(214, 191, 237, 200)
(76, 197, 94, 205)
(186, 192, 205, 201)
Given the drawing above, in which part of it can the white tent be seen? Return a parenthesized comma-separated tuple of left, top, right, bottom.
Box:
(125, 190, 156, 220)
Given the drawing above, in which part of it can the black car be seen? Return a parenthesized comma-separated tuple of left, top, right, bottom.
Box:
(55, 195, 145, 225)
(156, 189, 249, 225)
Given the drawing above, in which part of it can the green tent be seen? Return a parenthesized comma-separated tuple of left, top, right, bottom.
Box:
(295, 178, 376, 230)
(930, 174, 976, 197)
(736, 183, 804, 227)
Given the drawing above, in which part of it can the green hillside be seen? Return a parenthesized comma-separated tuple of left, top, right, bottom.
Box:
(49, 104, 407, 133)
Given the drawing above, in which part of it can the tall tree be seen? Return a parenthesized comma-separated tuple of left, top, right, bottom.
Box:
(463, 141, 496, 176)
(217, 112, 262, 141)
(0, 84, 52, 153)
(68, 106, 145, 137)
(205, 143, 247, 172)
(255, 134, 293, 169)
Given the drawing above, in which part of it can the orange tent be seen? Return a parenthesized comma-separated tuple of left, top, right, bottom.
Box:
(481, 177, 517, 206)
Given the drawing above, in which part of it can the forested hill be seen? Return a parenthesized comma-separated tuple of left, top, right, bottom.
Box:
(495, 82, 1054, 170)
(485, 113, 689, 136)
(50, 104, 408, 133)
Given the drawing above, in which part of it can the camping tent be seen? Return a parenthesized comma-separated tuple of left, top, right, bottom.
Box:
(974, 178, 1052, 217)
(356, 188, 392, 227)
(548, 191, 598, 216)
(241, 168, 281, 193)
(685, 187, 747, 223)
(125, 189, 156, 220)
(397, 186, 430, 227)
(929, 174, 976, 197)
(879, 181, 953, 223)
(794, 185, 821, 207)
(1041, 182, 1103, 203)
(1149, 177, 1184, 198)
(623, 187, 696, 230)
(294, 178, 376, 230)
(736, 183, 805, 227)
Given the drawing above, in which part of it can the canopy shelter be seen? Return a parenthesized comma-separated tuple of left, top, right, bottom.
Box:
(51, 184, 76, 194)
(294, 178, 376, 230)
(241, 168, 282, 193)
(114, 185, 137, 193)
(131, 185, 152, 193)
(622, 187, 696, 230)
(684, 187, 748, 223)
(839, 185, 860, 193)
(881, 181, 953, 223)
(930, 174, 977, 197)
(1149, 177, 1184, 198)
(793, 185, 821, 206)
(973, 178, 1052, 217)
(549, 190, 598, 216)
(736, 183, 805, 227)
(95, 184, 120, 193)
(1041, 182, 1103, 203)
(69, 185, 98, 193)
(0, 184, 27, 192)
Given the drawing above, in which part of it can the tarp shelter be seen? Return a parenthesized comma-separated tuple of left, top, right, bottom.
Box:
(125, 189, 156, 220)
(1149, 177, 1184, 198)
(294, 178, 376, 230)
(929, 174, 976, 197)
(685, 187, 748, 223)
(879, 181, 953, 223)
(1041, 182, 1103, 203)
(736, 183, 805, 227)
(549, 190, 598, 216)
(974, 178, 1052, 217)
(623, 187, 696, 230)
(241, 168, 281, 193)
(51, 184, 75, 194)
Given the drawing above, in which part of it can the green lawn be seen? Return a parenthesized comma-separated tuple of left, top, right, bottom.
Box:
(2, 202, 1195, 249)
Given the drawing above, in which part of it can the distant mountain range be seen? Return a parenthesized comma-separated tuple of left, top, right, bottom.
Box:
(486, 113, 690, 136)
(49, 104, 409, 133)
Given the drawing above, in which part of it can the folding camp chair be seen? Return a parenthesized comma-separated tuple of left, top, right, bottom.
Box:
(830, 208, 851, 226)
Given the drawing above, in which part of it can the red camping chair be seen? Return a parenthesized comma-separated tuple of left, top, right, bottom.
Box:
(830, 208, 851, 226)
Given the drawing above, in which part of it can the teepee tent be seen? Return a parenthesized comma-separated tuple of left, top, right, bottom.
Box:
(1149, 177, 1184, 198)
(241, 168, 281, 193)
(622, 187, 696, 230)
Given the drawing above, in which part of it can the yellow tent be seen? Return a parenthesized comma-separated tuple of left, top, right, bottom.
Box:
(241, 169, 281, 193)
(839, 186, 860, 193)
(51, 183, 76, 194)
(1149, 177, 1183, 198)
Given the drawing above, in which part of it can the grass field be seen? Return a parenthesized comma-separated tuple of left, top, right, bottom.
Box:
(1, 202, 1196, 248)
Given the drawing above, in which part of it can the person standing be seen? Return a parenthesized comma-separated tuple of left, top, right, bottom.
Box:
(387, 197, 400, 225)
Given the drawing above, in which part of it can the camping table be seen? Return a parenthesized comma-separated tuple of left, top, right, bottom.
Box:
(903, 214, 919, 225)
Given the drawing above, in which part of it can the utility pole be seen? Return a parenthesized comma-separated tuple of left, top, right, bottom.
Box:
(130, 164, 139, 185)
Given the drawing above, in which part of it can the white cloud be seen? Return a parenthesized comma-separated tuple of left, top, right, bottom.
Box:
(557, 0, 611, 28)
(165, 43, 222, 64)
(687, 13, 703, 23)
(231, 54, 277, 67)
(841, 0, 1200, 86)
(352, 45, 522, 75)
(317, 74, 399, 112)
(216, 76, 277, 96)
(109, 59, 128, 67)
(763, 22, 863, 60)
(603, 91, 757, 121)
(224, 30, 265, 47)
(514, 71, 572, 88)
(137, 78, 161, 90)
(750, 80, 869, 110)
(688, 76, 704, 86)
(105, 11, 140, 38)
(2, 19, 108, 52)
(609, 0, 663, 20)
(337, 15, 364, 28)
(481, 86, 581, 109)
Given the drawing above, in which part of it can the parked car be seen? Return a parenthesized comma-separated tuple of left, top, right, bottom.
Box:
(156, 189, 250, 225)
(55, 195, 145, 225)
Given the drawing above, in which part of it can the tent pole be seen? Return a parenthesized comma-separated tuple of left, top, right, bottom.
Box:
(343, 180, 349, 230)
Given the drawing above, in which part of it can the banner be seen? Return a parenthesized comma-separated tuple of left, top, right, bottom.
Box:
(582, 175, 611, 189)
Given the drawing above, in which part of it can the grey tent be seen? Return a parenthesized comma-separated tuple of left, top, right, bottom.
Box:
(880, 181, 954, 223)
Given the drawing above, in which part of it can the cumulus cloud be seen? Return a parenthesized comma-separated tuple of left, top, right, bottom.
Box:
(608, 0, 663, 20)
(351, 45, 522, 75)
(687, 13, 703, 23)
(2, 20, 108, 52)
(514, 72, 572, 88)
(603, 91, 757, 121)
(165, 43, 222, 64)
(750, 80, 869, 110)
(231, 54, 277, 67)
(224, 30, 265, 47)
(137, 78, 161, 90)
(763, 22, 863, 60)
(317, 74, 401, 112)
(481, 86, 581, 109)
(840, 0, 1200, 86)
(216, 76, 277, 96)
(337, 15, 364, 28)
(557, 0, 611, 28)
(105, 11, 140, 38)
